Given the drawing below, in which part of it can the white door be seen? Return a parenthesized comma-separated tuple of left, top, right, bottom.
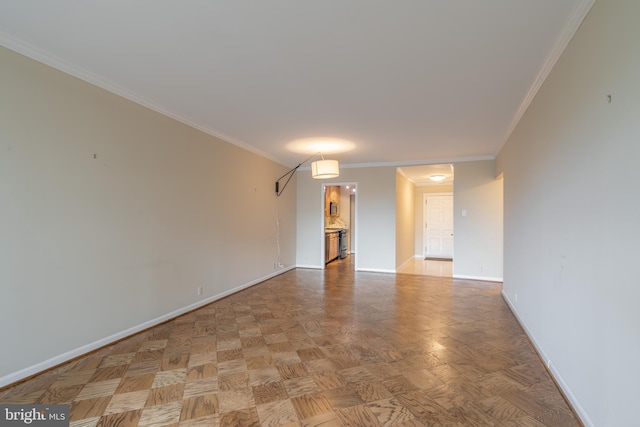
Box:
(424, 194, 453, 259)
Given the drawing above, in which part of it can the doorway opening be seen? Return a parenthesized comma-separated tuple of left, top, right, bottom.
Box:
(322, 183, 357, 270)
(396, 164, 454, 277)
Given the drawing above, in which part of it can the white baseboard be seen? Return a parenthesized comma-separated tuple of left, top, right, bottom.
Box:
(296, 264, 323, 270)
(0, 266, 295, 388)
(357, 268, 395, 274)
(453, 274, 503, 282)
(501, 291, 593, 427)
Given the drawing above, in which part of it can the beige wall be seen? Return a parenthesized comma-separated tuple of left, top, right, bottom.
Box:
(296, 167, 397, 272)
(297, 161, 502, 279)
(0, 46, 296, 385)
(411, 160, 502, 281)
(452, 160, 503, 281)
(395, 171, 415, 268)
(497, 0, 640, 425)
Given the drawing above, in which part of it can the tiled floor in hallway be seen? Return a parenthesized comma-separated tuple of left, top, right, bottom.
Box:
(395, 258, 453, 277)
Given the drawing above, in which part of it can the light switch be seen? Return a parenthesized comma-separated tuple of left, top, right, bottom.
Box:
(461, 209, 467, 217)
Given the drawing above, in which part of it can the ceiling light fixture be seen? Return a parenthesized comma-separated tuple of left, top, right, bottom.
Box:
(311, 158, 339, 179)
(429, 175, 446, 182)
(275, 152, 339, 197)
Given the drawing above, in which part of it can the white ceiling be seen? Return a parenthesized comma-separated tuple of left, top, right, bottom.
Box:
(0, 1, 593, 172)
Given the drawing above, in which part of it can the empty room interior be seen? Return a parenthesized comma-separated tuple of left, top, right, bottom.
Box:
(1, 1, 638, 426)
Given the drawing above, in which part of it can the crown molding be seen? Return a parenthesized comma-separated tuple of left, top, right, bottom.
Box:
(494, 0, 596, 157)
(298, 154, 494, 172)
(0, 31, 286, 167)
(339, 155, 495, 169)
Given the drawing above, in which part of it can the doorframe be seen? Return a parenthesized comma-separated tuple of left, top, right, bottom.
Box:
(423, 192, 454, 259)
(321, 182, 358, 270)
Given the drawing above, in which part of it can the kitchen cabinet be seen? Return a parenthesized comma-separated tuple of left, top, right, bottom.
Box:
(325, 186, 340, 217)
(325, 231, 340, 263)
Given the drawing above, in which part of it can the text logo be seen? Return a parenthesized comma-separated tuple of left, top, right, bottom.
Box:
(1, 405, 69, 426)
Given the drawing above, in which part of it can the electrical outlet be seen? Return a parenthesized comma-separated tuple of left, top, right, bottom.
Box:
(515, 293, 518, 304)
(197, 286, 203, 296)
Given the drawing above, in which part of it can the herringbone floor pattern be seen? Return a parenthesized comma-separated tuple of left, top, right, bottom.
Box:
(0, 256, 580, 426)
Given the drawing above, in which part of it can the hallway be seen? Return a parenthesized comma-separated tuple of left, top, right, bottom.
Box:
(395, 258, 453, 277)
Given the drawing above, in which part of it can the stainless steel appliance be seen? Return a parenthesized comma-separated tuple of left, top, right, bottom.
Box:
(339, 229, 348, 259)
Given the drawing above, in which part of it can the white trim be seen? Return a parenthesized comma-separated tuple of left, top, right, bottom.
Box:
(413, 182, 454, 188)
(321, 182, 358, 271)
(494, 0, 596, 156)
(296, 264, 323, 270)
(343, 155, 495, 169)
(358, 268, 395, 274)
(300, 155, 495, 171)
(0, 30, 285, 168)
(502, 291, 593, 427)
(0, 266, 295, 388)
(395, 167, 410, 181)
(453, 274, 503, 283)
(0, 31, 501, 170)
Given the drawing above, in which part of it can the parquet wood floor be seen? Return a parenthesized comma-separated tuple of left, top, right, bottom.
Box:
(0, 256, 580, 426)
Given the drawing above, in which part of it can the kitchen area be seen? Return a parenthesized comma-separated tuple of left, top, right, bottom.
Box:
(324, 184, 355, 264)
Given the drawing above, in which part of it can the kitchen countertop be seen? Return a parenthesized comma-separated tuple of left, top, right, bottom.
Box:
(325, 228, 345, 233)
